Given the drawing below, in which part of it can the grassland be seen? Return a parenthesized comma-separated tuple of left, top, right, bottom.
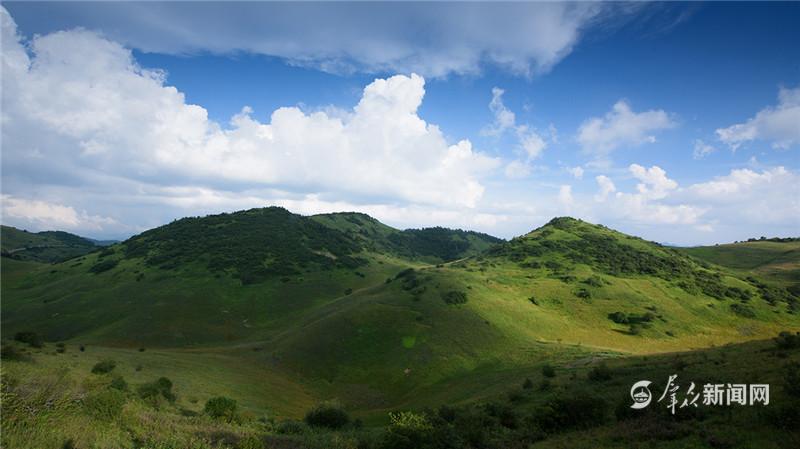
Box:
(2, 210, 799, 448)
(681, 240, 800, 289)
(1, 225, 100, 263)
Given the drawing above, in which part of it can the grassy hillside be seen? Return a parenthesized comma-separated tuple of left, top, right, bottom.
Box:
(681, 240, 800, 290)
(2, 212, 799, 448)
(1, 225, 99, 263)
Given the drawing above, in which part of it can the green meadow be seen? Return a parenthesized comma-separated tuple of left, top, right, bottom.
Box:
(2, 209, 799, 448)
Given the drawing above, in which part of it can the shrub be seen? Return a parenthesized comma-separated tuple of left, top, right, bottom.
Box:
(730, 303, 756, 318)
(344, 288, 353, 295)
(138, 377, 175, 405)
(587, 363, 612, 382)
(304, 401, 350, 429)
(89, 259, 118, 274)
(14, 331, 43, 348)
(79, 344, 85, 352)
(381, 411, 434, 449)
(522, 378, 534, 389)
(528, 295, 539, 305)
(441, 290, 468, 305)
(534, 394, 607, 433)
(83, 389, 126, 421)
(575, 288, 592, 300)
(91, 359, 117, 374)
(205, 396, 238, 422)
(1, 344, 30, 361)
(774, 331, 800, 350)
(110, 376, 128, 391)
(541, 364, 556, 378)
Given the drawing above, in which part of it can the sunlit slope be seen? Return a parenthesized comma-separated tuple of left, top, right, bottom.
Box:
(256, 218, 800, 408)
(681, 240, 800, 289)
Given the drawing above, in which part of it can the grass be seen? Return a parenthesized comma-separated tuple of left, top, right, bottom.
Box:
(2, 212, 799, 448)
(681, 240, 800, 288)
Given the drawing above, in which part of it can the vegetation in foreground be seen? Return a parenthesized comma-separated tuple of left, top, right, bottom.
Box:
(2, 335, 799, 448)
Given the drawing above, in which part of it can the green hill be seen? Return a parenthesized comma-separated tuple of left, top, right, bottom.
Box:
(1, 225, 100, 263)
(2, 211, 799, 448)
(680, 240, 800, 291)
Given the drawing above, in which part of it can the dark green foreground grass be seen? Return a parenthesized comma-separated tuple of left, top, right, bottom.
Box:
(3, 336, 799, 449)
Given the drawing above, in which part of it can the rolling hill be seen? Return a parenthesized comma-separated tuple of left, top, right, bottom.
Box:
(680, 239, 800, 291)
(1, 225, 101, 263)
(2, 209, 799, 448)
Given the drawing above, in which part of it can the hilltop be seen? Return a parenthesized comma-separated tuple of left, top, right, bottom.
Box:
(0, 225, 101, 263)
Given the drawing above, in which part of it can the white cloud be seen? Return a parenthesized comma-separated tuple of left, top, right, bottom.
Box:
(11, 2, 612, 78)
(483, 87, 516, 136)
(482, 88, 547, 160)
(577, 100, 676, 154)
(1, 11, 498, 214)
(504, 160, 532, 179)
(568, 166, 584, 179)
(692, 139, 717, 159)
(629, 164, 678, 200)
(716, 86, 800, 150)
(1, 195, 116, 231)
(594, 175, 616, 201)
(517, 126, 547, 160)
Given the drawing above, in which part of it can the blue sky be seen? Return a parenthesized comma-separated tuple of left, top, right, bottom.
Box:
(1, 2, 798, 244)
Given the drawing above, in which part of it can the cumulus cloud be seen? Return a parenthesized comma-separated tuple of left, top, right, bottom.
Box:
(1, 195, 116, 231)
(692, 139, 717, 159)
(594, 175, 616, 201)
(629, 164, 678, 200)
(716, 86, 800, 150)
(1, 9, 498, 217)
(577, 100, 676, 154)
(589, 166, 704, 226)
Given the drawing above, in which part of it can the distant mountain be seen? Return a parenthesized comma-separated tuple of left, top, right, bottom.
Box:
(0, 225, 100, 263)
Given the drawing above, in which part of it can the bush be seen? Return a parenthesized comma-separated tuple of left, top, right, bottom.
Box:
(14, 331, 43, 348)
(91, 359, 117, 374)
(1, 345, 30, 361)
(775, 331, 800, 350)
(441, 290, 468, 305)
(89, 259, 118, 274)
(522, 378, 534, 389)
(83, 389, 126, 421)
(541, 364, 556, 378)
(587, 363, 612, 382)
(380, 411, 434, 449)
(304, 401, 350, 429)
(534, 394, 607, 433)
(110, 376, 128, 391)
(138, 377, 176, 405)
(205, 396, 238, 422)
(730, 303, 756, 318)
